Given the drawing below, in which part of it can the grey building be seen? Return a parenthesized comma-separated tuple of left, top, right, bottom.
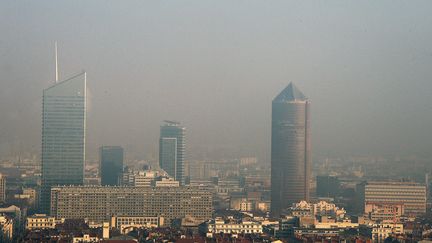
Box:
(50, 185, 213, 224)
(159, 121, 185, 185)
(100, 146, 124, 186)
(271, 83, 311, 216)
(40, 72, 86, 214)
(316, 175, 340, 198)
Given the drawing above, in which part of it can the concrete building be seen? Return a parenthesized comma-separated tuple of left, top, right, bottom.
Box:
(365, 202, 404, 223)
(0, 174, 5, 203)
(372, 223, 404, 242)
(100, 146, 124, 186)
(314, 222, 359, 229)
(290, 201, 346, 219)
(41, 72, 87, 213)
(50, 186, 212, 224)
(26, 214, 64, 230)
(72, 234, 100, 243)
(120, 168, 159, 187)
(154, 178, 179, 187)
(271, 83, 311, 216)
(357, 181, 426, 216)
(207, 217, 263, 235)
(111, 216, 164, 233)
(159, 121, 186, 185)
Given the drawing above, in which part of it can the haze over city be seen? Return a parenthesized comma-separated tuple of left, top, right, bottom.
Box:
(1, 1, 431, 161)
(2, 1, 432, 243)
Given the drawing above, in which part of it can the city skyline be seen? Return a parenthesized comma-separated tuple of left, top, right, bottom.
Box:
(1, 2, 432, 242)
(1, 1, 432, 161)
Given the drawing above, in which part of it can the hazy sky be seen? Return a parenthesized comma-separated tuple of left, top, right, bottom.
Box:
(1, 1, 431, 161)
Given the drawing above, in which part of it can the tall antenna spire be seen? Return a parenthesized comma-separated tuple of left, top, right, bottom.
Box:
(55, 41, 59, 83)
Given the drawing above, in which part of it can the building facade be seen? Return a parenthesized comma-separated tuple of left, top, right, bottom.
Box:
(50, 186, 212, 224)
(159, 121, 185, 185)
(271, 83, 311, 216)
(207, 218, 263, 235)
(0, 174, 5, 203)
(357, 181, 426, 216)
(26, 214, 64, 230)
(100, 146, 124, 186)
(40, 72, 87, 214)
(111, 216, 164, 232)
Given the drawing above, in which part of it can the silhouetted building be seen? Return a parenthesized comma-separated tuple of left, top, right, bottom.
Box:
(40, 72, 87, 213)
(316, 175, 340, 198)
(271, 83, 311, 216)
(159, 121, 185, 185)
(100, 146, 124, 186)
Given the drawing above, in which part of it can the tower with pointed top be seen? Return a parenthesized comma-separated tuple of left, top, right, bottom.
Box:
(40, 72, 87, 214)
(271, 82, 311, 216)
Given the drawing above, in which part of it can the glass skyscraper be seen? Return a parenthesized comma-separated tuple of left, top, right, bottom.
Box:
(271, 82, 311, 216)
(100, 146, 124, 186)
(159, 121, 185, 185)
(40, 72, 86, 214)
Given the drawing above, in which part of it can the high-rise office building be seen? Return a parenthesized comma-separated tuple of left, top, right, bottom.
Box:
(159, 121, 185, 185)
(40, 72, 86, 214)
(100, 146, 124, 186)
(271, 83, 311, 216)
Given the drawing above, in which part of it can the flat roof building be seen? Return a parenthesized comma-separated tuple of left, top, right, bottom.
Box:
(357, 181, 426, 216)
(100, 146, 124, 186)
(50, 186, 212, 225)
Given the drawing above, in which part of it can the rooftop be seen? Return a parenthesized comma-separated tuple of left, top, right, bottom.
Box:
(273, 82, 307, 102)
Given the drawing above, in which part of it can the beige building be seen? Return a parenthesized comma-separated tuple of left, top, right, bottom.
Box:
(315, 221, 359, 229)
(365, 202, 404, 222)
(111, 216, 163, 233)
(50, 186, 212, 224)
(358, 181, 426, 216)
(207, 217, 262, 235)
(155, 178, 179, 187)
(26, 214, 64, 230)
(290, 201, 346, 219)
(372, 223, 404, 242)
(72, 234, 99, 243)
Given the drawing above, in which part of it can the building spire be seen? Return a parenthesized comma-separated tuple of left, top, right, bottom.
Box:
(55, 41, 59, 83)
(273, 82, 307, 102)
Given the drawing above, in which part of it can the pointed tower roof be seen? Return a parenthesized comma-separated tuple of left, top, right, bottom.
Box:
(44, 72, 86, 97)
(273, 82, 307, 102)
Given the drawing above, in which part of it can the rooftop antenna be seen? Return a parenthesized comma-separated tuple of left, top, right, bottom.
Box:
(55, 41, 59, 83)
